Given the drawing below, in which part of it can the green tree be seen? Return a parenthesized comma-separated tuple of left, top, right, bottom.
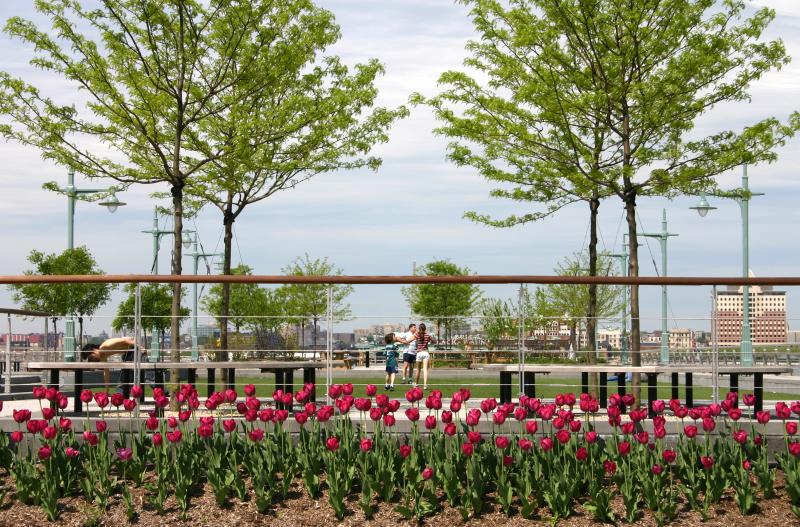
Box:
(112, 283, 189, 347)
(480, 288, 557, 350)
(10, 247, 113, 346)
(202, 265, 265, 336)
(0, 1, 302, 386)
(403, 260, 482, 346)
(281, 254, 353, 356)
(181, 0, 406, 364)
(250, 288, 290, 358)
(542, 253, 621, 358)
(421, 0, 800, 403)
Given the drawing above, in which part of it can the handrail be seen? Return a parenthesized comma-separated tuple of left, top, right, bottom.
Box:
(1, 274, 800, 285)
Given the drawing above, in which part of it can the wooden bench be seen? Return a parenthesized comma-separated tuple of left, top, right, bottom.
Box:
(484, 364, 792, 417)
(26, 360, 341, 413)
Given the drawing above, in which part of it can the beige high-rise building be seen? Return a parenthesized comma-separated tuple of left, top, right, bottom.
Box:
(713, 280, 787, 346)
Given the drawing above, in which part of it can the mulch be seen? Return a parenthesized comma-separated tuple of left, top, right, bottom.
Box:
(0, 473, 799, 526)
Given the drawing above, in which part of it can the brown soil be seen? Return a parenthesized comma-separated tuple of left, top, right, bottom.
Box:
(0, 473, 798, 527)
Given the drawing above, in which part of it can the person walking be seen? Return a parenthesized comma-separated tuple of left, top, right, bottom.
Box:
(397, 323, 417, 384)
(413, 323, 435, 390)
(383, 333, 399, 390)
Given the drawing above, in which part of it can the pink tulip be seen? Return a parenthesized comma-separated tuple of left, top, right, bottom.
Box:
(95, 420, 108, 433)
(525, 420, 538, 435)
(604, 460, 616, 474)
(383, 414, 396, 427)
(663, 449, 677, 464)
(444, 422, 456, 436)
(467, 431, 482, 444)
(651, 464, 663, 475)
(65, 447, 80, 458)
(518, 438, 533, 451)
(540, 437, 553, 451)
(399, 444, 412, 458)
(223, 419, 237, 433)
(10, 431, 23, 443)
(788, 422, 798, 435)
(360, 438, 373, 452)
(575, 447, 588, 461)
(461, 443, 474, 457)
(424, 415, 437, 430)
(441, 410, 453, 424)
(247, 429, 264, 442)
(152, 433, 163, 447)
(366, 384, 377, 397)
(700, 455, 714, 470)
(495, 436, 510, 449)
(38, 445, 52, 460)
(556, 429, 570, 444)
(422, 467, 434, 480)
(42, 426, 57, 440)
(618, 441, 631, 456)
(756, 411, 771, 425)
(117, 447, 133, 461)
(684, 425, 698, 438)
(743, 393, 756, 406)
(167, 430, 183, 443)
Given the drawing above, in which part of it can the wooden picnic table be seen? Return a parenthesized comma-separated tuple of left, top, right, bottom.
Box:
(26, 360, 341, 413)
(484, 364, 793, 416)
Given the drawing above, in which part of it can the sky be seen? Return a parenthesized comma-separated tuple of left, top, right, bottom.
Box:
(0, 0, 798, 337)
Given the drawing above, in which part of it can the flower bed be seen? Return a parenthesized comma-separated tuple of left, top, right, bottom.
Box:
(2, 384, 800, 524)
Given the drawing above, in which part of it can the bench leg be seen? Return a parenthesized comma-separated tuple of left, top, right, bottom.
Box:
(685, 373, 693, 408)
(303, 368, 316, 403)
(671, 372, 679, 401)
(523, 372, 536, 399)
(499, 372, 512, 404)
(275, 370, 285, 410)
(754, 373, 764, 414)
(188, 368, 196, 388)
(599, 373, 607, 408)
(207, 368, 216, 398)
(729, 373, 739, 402)
(74, 368, 84, 414)
(225, 368, 235, 391)
(49, 368, 60, 410)
(581, 372, 589, 395)
(285, 370, 294, 411)
(138, 370, 146, 402)
(647, 373, 658, 418)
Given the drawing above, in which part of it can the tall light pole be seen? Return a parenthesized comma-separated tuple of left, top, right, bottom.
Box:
(607, 235, 629, 363)
(183, 231, 220, 361)
(690, 164, 762, 366)
(62, 168, 125, 360)
(639, 209, 678, 365)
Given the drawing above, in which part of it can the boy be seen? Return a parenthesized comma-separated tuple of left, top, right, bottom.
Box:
(383, 333, 400, 390)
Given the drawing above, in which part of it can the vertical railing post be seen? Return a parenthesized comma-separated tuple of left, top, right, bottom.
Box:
(326, 285, 333, 399)
(712, 285, 719, 403)
(134, 282, 142, 419)
(518, 284, 525, 396)
(5, 314, 11, 395)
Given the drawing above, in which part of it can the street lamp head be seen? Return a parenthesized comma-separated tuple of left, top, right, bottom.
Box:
(98, 192, 125, 214)
(182, 231, 193, 250)
(690, 193, 716, 218)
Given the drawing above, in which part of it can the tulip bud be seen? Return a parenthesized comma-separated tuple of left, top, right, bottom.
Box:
(95, 420, 107, 433)
(618, 441, 631, 456)
(663, 449, 677, 464)
(421, 467, 434, 480)
(366, 384, 377, 397)
(651, 464, 663, 475)
(461, 442, 474, 457)
(700, 455, 714, 470)
(424, 415, 437, 430)
(152, 433, 163, 447)
(603, 460, 616, 474)
(399, 444, 412, 458)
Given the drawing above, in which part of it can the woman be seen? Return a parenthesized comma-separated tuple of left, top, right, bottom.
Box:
(413, 323, 435, 390)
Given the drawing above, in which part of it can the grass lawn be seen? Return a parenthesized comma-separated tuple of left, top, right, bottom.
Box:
(180, 372, 800, 402)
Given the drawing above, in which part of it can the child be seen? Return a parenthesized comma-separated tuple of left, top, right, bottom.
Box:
(383, 333, 399, 391)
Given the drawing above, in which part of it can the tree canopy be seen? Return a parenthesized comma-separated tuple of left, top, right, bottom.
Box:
(403, 260, 482, 344)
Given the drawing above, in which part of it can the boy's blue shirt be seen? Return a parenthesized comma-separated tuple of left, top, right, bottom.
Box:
(385, 344, 399, 368)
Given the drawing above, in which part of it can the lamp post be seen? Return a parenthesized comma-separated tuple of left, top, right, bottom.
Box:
(63, 168, 125, 360)
(607, 235, 629, 363)
(639, 209, 678, 365)
(183, 231, 220, 361)
(141, 208, 189, 361)
(690, 164, 762, 366)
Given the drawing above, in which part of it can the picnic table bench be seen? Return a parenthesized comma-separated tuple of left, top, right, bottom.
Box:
(484, 364, 793, 416)
(26, 360, 341, 413)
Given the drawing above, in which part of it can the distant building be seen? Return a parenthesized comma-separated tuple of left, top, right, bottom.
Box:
(713, 279, 787, 346)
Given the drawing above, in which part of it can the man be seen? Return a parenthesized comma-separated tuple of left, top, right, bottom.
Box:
(81, 337, 143, 395)
(394, 323, 417, 385)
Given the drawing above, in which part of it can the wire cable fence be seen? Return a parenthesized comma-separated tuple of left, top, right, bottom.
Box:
(2, 274, 800, 408)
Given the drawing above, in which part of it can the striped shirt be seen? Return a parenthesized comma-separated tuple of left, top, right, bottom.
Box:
(416, 333, 432, 351)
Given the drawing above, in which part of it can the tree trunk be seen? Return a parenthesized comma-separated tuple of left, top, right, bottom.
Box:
(625, 193, 642, 407)
(78, 316, 84, 349)
(220, 205, 234, 388)
(586, 195, 600, 396)
(169, 181, 184, 408)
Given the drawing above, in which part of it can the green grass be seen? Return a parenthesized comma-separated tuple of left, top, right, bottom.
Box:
(184, 373, 800, 402)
